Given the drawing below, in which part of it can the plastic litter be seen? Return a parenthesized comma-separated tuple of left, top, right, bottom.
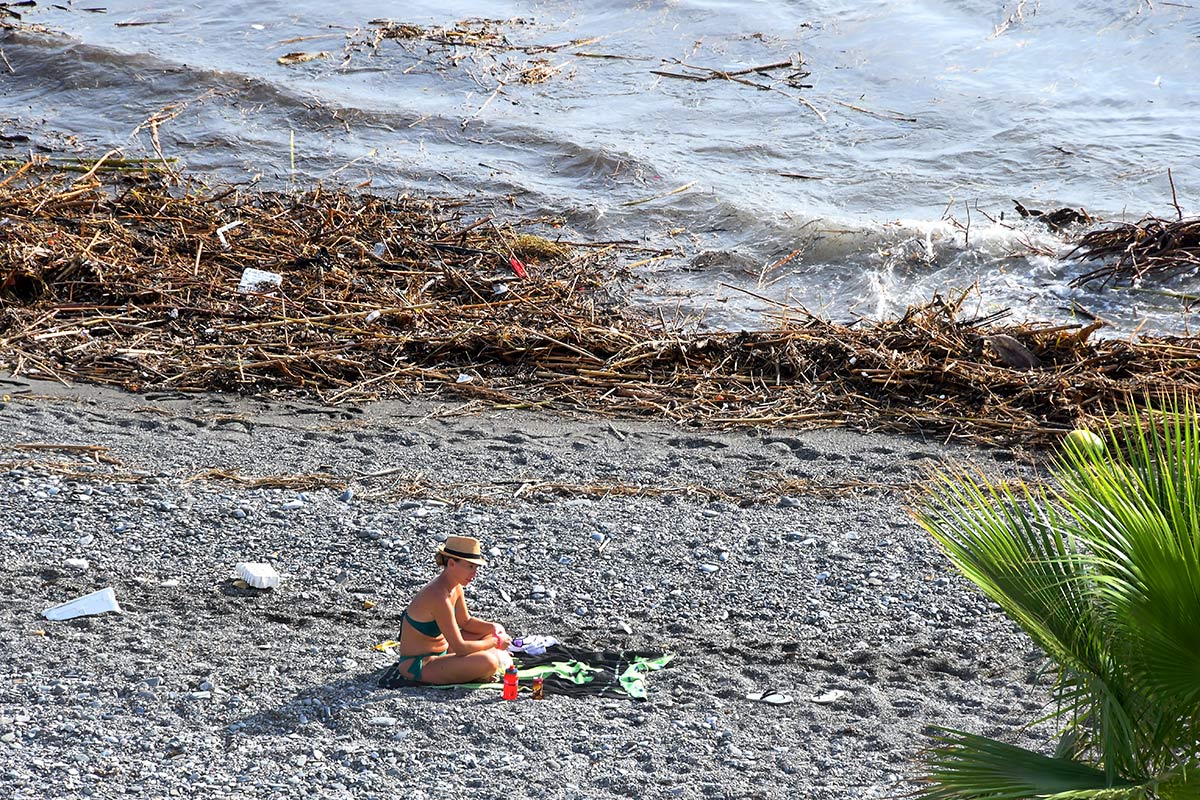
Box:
(42, 587, 122, 621)
(237, 267, 282, 294)
(235, 562, 280, 590)
(510, 634, 557, 656)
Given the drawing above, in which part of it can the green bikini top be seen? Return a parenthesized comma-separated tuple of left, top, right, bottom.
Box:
(402, 609, 442, 638)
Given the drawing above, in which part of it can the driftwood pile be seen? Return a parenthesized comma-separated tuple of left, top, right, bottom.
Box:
(3, 161, 1200, 448)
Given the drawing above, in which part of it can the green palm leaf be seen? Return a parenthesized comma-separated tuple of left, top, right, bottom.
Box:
(915, 728, 1148, 800)
(912, 394, 1200, 797)
(915, 470, 1142, 774)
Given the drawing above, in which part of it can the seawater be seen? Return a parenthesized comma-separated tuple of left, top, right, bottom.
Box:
(2, 0, 1198, 333)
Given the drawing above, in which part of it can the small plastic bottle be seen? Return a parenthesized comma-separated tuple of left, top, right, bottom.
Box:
(502, 665, 519, 701)
(531, 676, 544, 701)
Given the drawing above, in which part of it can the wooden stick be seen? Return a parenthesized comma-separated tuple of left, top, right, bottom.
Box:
(620, 181, 697, 207)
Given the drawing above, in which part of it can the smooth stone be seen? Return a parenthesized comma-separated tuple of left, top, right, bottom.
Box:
(777, 497, 802, 508)
(368, 717, 397, 727)
(230, 509, 246, 519)
(280, 500, 304, 511)
(64, 558, 89, 572)
(698, 564, 719, 573)
(337, 489, 354, 502)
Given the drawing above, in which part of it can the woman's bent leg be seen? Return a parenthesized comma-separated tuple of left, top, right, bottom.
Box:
(421, 648, 512, 685)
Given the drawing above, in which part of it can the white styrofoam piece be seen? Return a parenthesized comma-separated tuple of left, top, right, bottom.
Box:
(237, 268, 283, 294)
(235, 562, 280, 590)
(42, 587, 122, 621)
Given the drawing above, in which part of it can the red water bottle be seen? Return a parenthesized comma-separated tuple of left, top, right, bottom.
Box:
(502, 665, 518, 700)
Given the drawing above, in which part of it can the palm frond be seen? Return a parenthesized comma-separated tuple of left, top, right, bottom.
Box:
(915, 470, 1097, 673)
(915, 728, 1149, 800)
(1053, 396, 1200, 771)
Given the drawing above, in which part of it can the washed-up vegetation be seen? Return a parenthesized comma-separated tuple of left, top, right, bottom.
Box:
(1068, 214, 1200, 289)
(2, 160, 1199, 448)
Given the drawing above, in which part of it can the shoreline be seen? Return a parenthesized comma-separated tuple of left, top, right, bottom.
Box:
(2, 163, 1198, 454)
(0, 375, 1052, 799)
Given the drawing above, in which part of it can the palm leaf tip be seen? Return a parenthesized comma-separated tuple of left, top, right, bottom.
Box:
(915, 728, 1147, 800)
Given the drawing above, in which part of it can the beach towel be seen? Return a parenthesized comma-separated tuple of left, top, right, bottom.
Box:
(377, 644, 673, 700)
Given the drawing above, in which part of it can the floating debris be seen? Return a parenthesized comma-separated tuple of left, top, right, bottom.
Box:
(1069, 215, 1200, 288)
(277, 51, 328, 65)
(1013, 200, 1092, 232)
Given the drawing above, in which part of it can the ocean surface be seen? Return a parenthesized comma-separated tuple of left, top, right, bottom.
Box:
(2, 0, 1198, 334)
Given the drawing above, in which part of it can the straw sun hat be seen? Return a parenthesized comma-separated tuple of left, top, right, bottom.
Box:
(434, 535, 488, 567)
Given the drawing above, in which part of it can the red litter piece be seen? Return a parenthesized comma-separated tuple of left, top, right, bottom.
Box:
(509, 256, 527, 279)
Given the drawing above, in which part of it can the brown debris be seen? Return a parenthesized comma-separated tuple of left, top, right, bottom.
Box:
(1068, 215, 1200, 289)
(985, 334, 1039, 371)
(1013, 200, 1092, 232)
(277, 51, 328, 66)
(2, 161, 1200, 449)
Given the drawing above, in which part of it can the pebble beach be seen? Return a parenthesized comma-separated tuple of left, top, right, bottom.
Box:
(0, 376, 1054, 799)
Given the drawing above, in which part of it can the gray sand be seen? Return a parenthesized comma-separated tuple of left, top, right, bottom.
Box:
(0, 377, 1052, 799)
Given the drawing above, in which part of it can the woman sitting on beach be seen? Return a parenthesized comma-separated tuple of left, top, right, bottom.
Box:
(392, 535, 513, 684)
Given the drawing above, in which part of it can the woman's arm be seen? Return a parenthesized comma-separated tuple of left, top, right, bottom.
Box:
(455, 591, 509, 644)
(432, 595, 499, 656)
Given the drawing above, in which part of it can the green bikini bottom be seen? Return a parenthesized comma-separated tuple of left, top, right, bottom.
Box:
(394, 649, 448, 682)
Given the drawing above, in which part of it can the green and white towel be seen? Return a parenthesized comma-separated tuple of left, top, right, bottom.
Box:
(379, 645, 673, 700)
